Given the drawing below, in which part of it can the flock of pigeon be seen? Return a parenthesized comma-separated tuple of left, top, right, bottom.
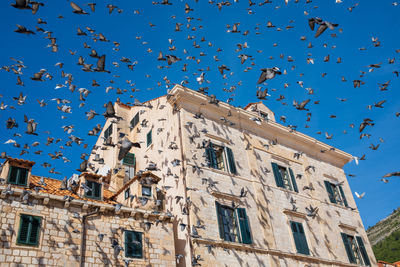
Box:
(1, 0, 399, 230)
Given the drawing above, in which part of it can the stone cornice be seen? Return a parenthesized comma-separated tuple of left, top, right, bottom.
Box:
(192, 237, 362, 267)
(168, 85, 353, 168)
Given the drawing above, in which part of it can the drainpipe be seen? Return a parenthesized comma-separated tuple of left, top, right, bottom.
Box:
(80, 208, 100, 267)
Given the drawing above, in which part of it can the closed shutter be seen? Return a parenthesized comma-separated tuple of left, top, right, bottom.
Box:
(215, 202, 224, 239)
(123, 153, 135, 166)
(272, 163, 284, 188)
(147, 130, 152, 146)
(288, 168, 299, 192)
(104, 124, 112, 139)
(28, 217, 41, 245)
(17, 215, 30, 244)
(236, 208, 252, 244)
(8, 167, 18, 184)
(356, 236, 371, 266)
(93, 182, 101, 199)
(206, 143, 217, 169)
(341, 233, 356, 263)
(18, 168, 28, 186)
(297, 223, 310, 255)
(324, 181, 337, 204)
(338, 185, 348, 207)
(225, 147, 237, 175)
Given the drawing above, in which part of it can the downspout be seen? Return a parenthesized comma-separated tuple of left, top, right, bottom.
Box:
(176, 107, 194, 266)
(80, 208, 100, 267)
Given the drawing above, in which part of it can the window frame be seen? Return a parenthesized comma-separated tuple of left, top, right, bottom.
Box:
(341, 233, 369, 265)
(17, 214, 42, 246)
(130, 112, 140, 130)
(206, 142, 237, 175)
(271, 162, 298, 193)
(103, 124, 113, 140)
(125, 188, 130, 200)
(290, 221, 310, 255)
(141, 185, 152, 197)
(124, 230, 143, 259)
(146, 129, 152, 147)
(8, 166, 29, 186)
(84, 179, 102, 200)
(215, 202, 252, 244)
(325, 181, 348, 207)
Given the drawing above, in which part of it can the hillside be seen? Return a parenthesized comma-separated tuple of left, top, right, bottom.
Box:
(367, 207, 400, 262)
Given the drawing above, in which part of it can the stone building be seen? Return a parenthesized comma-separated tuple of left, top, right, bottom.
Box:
(0, 84, 376, 267)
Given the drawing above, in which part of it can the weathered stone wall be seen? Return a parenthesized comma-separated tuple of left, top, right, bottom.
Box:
(0, 196, 175, 267)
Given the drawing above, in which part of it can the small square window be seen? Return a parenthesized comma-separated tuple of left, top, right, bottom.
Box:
(125, 188, 130, 200)
(125, 230, 143, 258)
(142, 186, 152, 197)
(8, 166, 28, 186)
(259, 111, 269, 120)
(85, 180, 102, 199)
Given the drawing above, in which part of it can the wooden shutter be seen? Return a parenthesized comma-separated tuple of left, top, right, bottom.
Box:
(288, 168, 299, 192)
(93, 182, 101, 199)
(236, 208, 252, 244)
(338, 185, 348, 207)
(125, 231, 134, 257)
(18, 168, 28, 186)
(297, 223, 310, 255)
(341, 233, 356, 263)
(17, 215, 30, 244)
(85, 180, 93, 197)
(123, 153, 135, 166)
(125, 231, 143, 258)
(8, 167, 18, 184)
(215, 202, 224, 239)
(28, 216, 41, 245)
(356, 236, 371, 266)
(147, 130, 152, 146)
(225, 147, 237, 175)
(132, 231, 143, 258)
(271, 163, 284, 188)
(324, 181, 337, 204)
(206, 143, 217, 169)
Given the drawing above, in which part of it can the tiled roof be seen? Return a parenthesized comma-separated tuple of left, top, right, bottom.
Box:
(6, 158, 35, 167)
(243, 102, 260, 110)
(28, 175, 115, 204)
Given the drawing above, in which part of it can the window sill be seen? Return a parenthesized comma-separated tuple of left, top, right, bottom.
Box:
(276, 186, 298, 195)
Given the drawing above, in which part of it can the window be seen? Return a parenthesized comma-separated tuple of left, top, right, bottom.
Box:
(142, 186, 152, 197)
(324, 181, 348, 207)
(205, 142, 237, 175)
(130, 112, 139, 130)
(147, 129, 152, 147)
(8, 166, 28, 186)
(123, 153, 135, 180)
(125, 230, 143, 258)
(104, 124, 113, 140)
(17, 214, 41, 246)
(271, 163, 298, 192)
(215, 202, 252, 244)
(125, 188, 130, 200)
(290, 221, 310, 255)
(341, 233, 371, 266)
(84, 180, 102, 199)
(259, 111, 269, 120)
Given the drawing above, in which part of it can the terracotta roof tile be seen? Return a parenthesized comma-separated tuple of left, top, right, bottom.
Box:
(28, 175, 115, 204)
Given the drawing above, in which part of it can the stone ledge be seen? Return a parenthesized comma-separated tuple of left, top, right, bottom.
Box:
(283, 209, 307, 219)
(192, 237, 363, 267)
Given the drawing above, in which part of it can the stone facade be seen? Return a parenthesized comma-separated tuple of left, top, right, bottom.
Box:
(0, 85, 376, 267)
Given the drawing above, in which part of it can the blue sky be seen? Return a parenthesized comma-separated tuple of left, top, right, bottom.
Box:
(0, 0, 399, 228)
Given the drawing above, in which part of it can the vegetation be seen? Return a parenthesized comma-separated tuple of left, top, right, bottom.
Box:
(372, 229, 400, 263)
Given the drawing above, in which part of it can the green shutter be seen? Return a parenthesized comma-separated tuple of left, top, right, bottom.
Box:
(215, 202, 224, 239)
(236, 208, 252, 244)
(272, 163, 284, 188)
(19, 168, 28, 186)
(324, 181, 337, 204)
(338, 185, 348, 207)
(94, 182, 101, 198)
(123, 153, 135, 166)
(147, 130, 152, 146)
(8, 167, 18, 184)
(225, 147, 237, 175)
(356, 236, 371, 266)
(341, 233, 356, 263)
(297, 223, 310, 255)
(130, 113, 139, 129)
(206, 142, 217, 169)
(288, 168, 298, 192)
(125, 231, 142, 258)
(104, 124, 112, 139)
(28, 217, 41, 245)
(17, 215, 30, 244)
